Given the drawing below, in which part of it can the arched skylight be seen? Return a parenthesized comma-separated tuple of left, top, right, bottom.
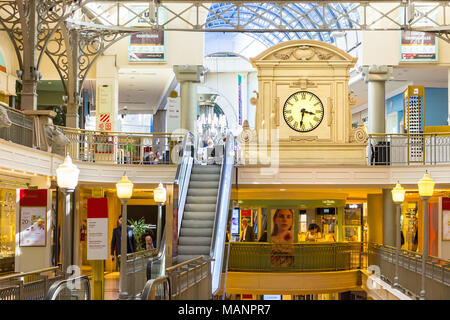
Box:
(205, 3, 360, 53)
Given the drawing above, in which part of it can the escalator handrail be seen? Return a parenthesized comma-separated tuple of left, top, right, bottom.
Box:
(141, 276, 171, 300)
(45, 275, 91, 300)
(209, 132, 235, 295)
(174, 131, 194, 184)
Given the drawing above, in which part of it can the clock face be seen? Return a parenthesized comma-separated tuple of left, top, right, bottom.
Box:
(283, 91, 324, 132)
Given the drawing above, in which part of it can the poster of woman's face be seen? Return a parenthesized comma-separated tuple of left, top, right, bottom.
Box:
(270, 209, 294, 243)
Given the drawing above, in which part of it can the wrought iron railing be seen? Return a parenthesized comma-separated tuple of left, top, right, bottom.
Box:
(45, 275, 91, 300)
(368, 133, 450, 165)
(0, 266, 64, 300)
(368, 243, 450, 300)
(0, 106, 33, 148)
(224, 242, 364, 272)
(57, 126, 184, 165)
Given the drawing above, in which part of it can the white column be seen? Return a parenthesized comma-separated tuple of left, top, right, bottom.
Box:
(173, 65, 204, 133)
(362, 65, 393, 134)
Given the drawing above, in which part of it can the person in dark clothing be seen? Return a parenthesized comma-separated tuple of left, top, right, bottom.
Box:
(110, 215, 137, 267)
(240, 218, 255, 242)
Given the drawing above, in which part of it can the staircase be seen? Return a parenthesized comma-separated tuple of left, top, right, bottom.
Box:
(177, 164, 221, 263)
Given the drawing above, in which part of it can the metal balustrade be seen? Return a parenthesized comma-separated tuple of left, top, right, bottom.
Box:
(0, 105, 33, 148)
(224, 242, 364, 272)
(0, 266, 65, 300)
(58, 126, 184, 165)
(368, 243, 450, 299)
(368, 133, 450, 165)
(45, 276, 91, 300)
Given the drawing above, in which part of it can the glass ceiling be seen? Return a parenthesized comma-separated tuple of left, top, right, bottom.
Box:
(205, 2, 360, 48)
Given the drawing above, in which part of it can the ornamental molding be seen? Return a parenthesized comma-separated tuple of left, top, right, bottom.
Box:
(273, 45, 334, 61)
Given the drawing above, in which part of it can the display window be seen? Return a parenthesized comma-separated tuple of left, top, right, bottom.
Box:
(0, 189, 16, 274)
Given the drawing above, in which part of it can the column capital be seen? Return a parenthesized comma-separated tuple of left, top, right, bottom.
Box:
(173, 65, 205, 83)
(361, 65, 393, 83)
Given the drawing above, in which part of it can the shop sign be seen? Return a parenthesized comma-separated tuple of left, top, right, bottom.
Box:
(19, 189, 47, 247)
(87, 198, 109, 260)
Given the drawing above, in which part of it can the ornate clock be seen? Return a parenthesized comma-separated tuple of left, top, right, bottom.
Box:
(282, 91, 324, 133)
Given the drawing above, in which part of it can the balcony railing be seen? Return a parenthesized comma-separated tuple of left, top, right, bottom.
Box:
(58, 126, 184, 165)
(368, 133, 450, 165)
(224, 242, 365, 272)
(368, 243, 450, 300)
(0, 105, 32, 148)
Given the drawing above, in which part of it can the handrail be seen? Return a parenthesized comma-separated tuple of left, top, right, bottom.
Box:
(209, 131, 234, 295)
(118, 248, 158, 261)
(141, 276, 170, 300)
(55, 125, 184, 136)
(166, 256, 206, 273)
(0, 266, 59, 281)
(45, 275, 91, 300)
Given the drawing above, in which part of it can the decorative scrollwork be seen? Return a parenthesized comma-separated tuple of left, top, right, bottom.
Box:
(350, 120, 368, 144)
(273, 45, 334, 61)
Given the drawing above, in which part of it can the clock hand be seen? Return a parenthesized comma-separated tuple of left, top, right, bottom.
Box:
(300, 108, 306, 127)
(304, 110, 315, 115)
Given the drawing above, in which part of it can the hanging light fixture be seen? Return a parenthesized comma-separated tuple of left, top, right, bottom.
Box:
(391, 182, 406, 204)
(418, 171, 435, 198)
(153, 182, 166, 205)
(116, 174, 134, 200)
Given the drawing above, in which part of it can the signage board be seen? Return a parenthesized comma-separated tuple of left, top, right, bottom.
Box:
(87, 198, 109, 260)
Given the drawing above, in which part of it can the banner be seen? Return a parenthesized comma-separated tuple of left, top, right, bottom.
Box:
(400, 4, 438, 62)
(19, 189, 47, 247)
(270, 209, 294, 268)
(128, 5, 166, 62)
(87, 198, 109, 260)
(96, 84, 114, 131)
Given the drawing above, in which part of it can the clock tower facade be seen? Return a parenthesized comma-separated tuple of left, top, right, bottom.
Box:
(248, 40, 367, 165)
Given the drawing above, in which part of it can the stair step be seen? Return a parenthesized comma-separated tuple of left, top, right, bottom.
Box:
(190, 173, 220, 181)
(192, 165, 221, 174)
(182, 220, 214, 228)
(183, 211, 216, 220)
(180, 228, 213, 237)
(185, 204, 216, 212)
(178, 245, 210, 255)
(186, 196, 217, 204)
(189, 181, 220, 189)
(188, 188, 218, 197)
(179, 236, 211, 246)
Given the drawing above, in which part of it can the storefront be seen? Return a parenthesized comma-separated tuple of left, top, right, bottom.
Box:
(0, 188, 16, 274)
(232, 199, 367, 243)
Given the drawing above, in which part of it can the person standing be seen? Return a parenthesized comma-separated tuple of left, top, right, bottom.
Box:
(240, 218, 255, 242)
(110, 215, 137, 269)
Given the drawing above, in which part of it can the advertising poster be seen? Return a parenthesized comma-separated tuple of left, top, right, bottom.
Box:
(20, 207, 46, 247)
(270, 209, 294, 268)
(166, 96, 181, 134)
(128, 5, 166, 62)
(400, 4, 438, 62)
(19, 189, 47, 247)
(96, 84, 114, 131)
(442, 197, 450, 241)
(231, 208, 239, 235)
(87, 198, 109, 260)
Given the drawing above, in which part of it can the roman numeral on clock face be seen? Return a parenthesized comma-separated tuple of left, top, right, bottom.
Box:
(286, 115, 294, 122)
(301, 92, 306, 99)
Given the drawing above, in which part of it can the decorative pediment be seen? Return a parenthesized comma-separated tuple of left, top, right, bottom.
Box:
(251, 39, 357, 66)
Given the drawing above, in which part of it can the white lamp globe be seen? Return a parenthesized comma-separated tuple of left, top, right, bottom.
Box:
(56, 155, 80, 190)
(418, 172, 435, 198)
(116, 175, 134, 200)
(154, 182, 166, 204)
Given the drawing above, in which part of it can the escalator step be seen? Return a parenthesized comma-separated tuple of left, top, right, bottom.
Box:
(190, 173, 220, 181)
(186, 196, 217, 204)
(185, 204, 216, 212)
(182, 220, 214, 228)
(183, 211, 215, 220)
(179, 236, 211, 246)
(192, 165, 221, 174)
(188, 188, 218, 197)
(180, 228, 213, 237)
(189, 181, 220, 189)
(178, 245, 210, 255)
(177, 254, 206, 263)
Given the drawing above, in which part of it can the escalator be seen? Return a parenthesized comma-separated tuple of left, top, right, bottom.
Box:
(175, 132, 234, 295)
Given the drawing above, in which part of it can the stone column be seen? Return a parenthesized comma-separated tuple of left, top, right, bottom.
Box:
(362, 65, 393, 134)
(173, 65, 204, 133)
(382, 188, 395, 246)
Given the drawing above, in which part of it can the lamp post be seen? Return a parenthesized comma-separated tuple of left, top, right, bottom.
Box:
(417, 171, 434, 300)
(116, 174, 134, 300)
(153, 182, 166, 251)
(56, 154, 80, 273)
(391, 182, 405, 289)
